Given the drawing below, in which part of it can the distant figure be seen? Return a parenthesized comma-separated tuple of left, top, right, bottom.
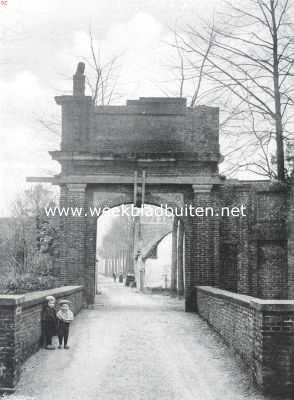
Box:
(57, 300, 74, 349)
(119, 273, 124, 283)
(42, 295, 58, 350)
(113, 272, 117, 282)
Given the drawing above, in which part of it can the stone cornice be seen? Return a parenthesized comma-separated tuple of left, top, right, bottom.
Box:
(49, 150, 221, 163)
(196, 286, 294, 312)
(28, 174, 223, 186)
(0, 286, 84, 308)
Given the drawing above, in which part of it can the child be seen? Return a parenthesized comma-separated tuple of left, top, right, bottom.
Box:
(57, 299, 74, 349)
(42, 295, 58, 350)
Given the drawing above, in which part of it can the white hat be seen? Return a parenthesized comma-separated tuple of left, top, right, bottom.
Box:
(46, 295, 55, 302)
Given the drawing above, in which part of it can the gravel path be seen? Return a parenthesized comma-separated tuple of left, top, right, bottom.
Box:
(6, 276, 284, 400)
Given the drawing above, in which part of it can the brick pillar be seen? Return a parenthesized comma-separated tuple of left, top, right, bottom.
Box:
(288, 184, 294, 299)
(183, 213, 193, 311)
(237, 190, 251, 295)
(177, 219, 185, 297)
(170, 217, 178, 295)
(0, 299, 21, 391)
(58, 183, 87, 288)
(185, 184, 219, 311)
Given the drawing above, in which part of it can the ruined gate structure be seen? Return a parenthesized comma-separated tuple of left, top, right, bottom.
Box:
(20, 63, 294, 393)
(32, 64, 289, 311)
(50, 64, 223, 310)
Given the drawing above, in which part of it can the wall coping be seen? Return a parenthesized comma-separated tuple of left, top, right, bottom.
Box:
(196, 286, 294, 312)
(0, 286, 84, 308)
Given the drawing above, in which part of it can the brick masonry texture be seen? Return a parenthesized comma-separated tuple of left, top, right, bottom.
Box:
(0, 286, 84, 391)
(56, 96, 220, 158)
(16, 69, 293, 394)
(53, 180, 289, 312)
(52, 84, 290, 308)
(196, 286, 294, 394)
(216, 182, 288, 300)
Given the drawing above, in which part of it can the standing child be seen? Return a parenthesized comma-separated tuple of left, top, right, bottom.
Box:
(57, 299, 74, 349)
(42, 295, 58, 350)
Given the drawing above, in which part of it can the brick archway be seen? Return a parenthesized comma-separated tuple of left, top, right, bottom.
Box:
(29, 64, 228, 310)
(57, 183, 219, 310)
(27, 64, 290, 312)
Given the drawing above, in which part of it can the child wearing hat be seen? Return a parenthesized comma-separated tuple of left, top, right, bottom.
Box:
(42, 295, 58, 350)
(57, 299, 74, 349)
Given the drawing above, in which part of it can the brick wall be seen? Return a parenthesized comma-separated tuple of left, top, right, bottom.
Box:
(288, 184, 294, 299)
(58, 184, 87, 288)
(53, 180, 290, 309)
(0, 285, 84, 392)
(216, 182, 288, 300)
(196, 286, 294, 394)
(181, 184, 221, 311)
(56, 96, 219, 158)
(52, 70, 291, 307)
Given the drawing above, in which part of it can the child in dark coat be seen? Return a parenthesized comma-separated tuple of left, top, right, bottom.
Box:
(42, 295, 58, 350)
(57, 299, 74, 349)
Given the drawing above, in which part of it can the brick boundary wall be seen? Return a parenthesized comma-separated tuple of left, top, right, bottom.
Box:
(196, 286, 294, 395)
(0, 285, 84, 392)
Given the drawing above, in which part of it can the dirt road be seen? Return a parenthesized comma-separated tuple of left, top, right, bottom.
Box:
(8, 276, 275, 400)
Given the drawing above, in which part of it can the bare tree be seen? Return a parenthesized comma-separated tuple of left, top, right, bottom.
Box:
(98, 207, 135, 259)
(174, 0, 294, 181)
(164, 27, 215, 107)
(85, 29, 123, 106)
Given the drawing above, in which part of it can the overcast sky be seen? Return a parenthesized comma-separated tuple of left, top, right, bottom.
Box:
(0, 0, 219, 216)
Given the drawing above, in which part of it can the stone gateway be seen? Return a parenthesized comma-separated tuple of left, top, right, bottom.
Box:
(21, 63, 294, 394)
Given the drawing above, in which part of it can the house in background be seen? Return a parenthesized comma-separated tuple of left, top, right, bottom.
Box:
(142, 232, 172, 291)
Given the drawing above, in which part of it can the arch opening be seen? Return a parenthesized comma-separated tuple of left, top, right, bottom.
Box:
(94, 203, 186, 299)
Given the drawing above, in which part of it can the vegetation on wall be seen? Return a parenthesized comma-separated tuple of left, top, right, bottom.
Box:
(0, 185, 60, 294)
